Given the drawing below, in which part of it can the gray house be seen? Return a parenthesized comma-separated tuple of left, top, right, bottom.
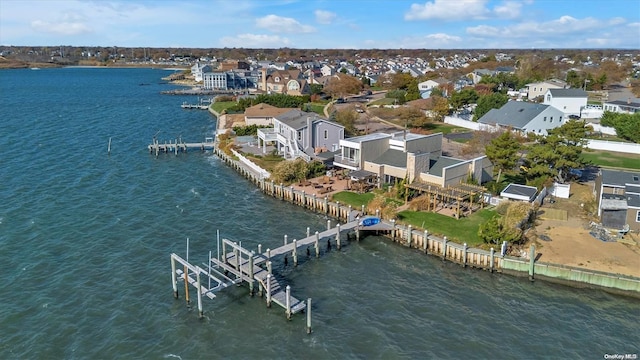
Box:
(595, 169, 640, 231)
(478, 101, 566, 136)
(257, 110, 344, 162)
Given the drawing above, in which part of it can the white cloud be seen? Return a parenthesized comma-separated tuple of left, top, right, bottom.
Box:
(466, 25, 500, 37)
(405, 0, 489, 21)
(256, 14, 315, 33)
(31, 20, 92, 35)
(493, 1, 523, 19)
(608, 17, 626, 25)
(405, 0, 532, 21)
(315, 10, 337, 25)
(219, 33, 291, 48)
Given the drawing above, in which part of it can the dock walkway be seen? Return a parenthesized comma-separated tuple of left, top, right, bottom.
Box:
(148, 137, 214, 156)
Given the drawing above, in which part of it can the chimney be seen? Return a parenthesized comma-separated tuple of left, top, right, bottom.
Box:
(261, 68, 267, 92)
(628, 97, 631, 105)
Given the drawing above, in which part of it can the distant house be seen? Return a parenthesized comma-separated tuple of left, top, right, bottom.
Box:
(525, 79, 567, 100)
(191, 62, 213, 83)
(256, 110, 344, 161)
(477, 101, 566, 136)
(417, 77, 450, 98)
(333, 132, 492, 187)
(543, 88, 588, 118)
(595, 169, 640, 231)
(243, 103, 296, 126)
(602, 99, 640, 114)
(259, 69, 309, 95)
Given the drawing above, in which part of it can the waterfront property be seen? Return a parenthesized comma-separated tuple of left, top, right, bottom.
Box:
(334, 131, 492, 189)
(256, 109, 344, 161)
(211, 144, 640, 299)
(595, 168, 640, 231)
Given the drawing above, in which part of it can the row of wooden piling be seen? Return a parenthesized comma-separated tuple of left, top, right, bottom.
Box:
(214, 146, 504, 272)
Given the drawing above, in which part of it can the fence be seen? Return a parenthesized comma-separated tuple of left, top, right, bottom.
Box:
(586, 140, 640, 154)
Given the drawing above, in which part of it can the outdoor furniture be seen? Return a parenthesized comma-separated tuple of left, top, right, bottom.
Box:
(297, 180, 312, 187)
(319, 186, 333, 195)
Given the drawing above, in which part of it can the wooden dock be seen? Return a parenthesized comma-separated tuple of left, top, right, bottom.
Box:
(169, 217, 379, 325)
(181, 102, 209, 110)
(148, 137, 214, 156)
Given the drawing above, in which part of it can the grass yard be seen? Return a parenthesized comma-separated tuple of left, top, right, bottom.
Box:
(210, 101, 236, 114)
(245, 153, 284, 172)
(420, 122, 469, 135)
(307, 103, 326, 116)
(332, 191, 375, 208)
(396, 208, 497, 246)
(581, 150, 640, 170)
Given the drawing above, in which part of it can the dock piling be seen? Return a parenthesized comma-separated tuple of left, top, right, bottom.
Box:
(336, 224, 341, 250)
(293, 239, 298, 266)
(267, 260, 272, 275)
(306, 298, 312, 334)
(184, 265, 190, 305)
(423, 230, 429, 254)
(196, 267, 203, 318)
(327, 220, 331, 231)
(490, 248, 495, 272)
(171, 255, 178, 298)
(463, 243, 468, 267)
(285, 285, 291, 320)
(284, 234, 288, 246)
(315, 231, 319, 257)
(266, 274, 272, 307)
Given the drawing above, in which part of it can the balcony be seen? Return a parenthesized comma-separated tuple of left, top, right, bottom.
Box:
(333, 155, 360, 169)
(257, 128, 278, 143)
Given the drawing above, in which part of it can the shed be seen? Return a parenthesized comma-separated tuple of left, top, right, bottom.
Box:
(500, 183, 538, 202)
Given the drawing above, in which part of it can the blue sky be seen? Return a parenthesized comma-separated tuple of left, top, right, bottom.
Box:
(1, 0, 639, 49)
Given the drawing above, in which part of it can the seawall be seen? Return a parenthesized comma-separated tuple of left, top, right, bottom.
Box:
(210, 130, 640, 299)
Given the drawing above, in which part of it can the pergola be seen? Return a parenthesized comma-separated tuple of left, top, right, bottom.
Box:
(405, 181, 486, 218)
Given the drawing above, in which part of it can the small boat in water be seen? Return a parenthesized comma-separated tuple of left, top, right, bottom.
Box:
(30, 67, 41, 70)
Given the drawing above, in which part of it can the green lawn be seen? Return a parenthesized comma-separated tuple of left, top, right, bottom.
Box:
(307, 103, 326, 116)
(581, 150, 640, 170)
(396, 209, 497, 246)
(332, 191, 375, 208)
(210, 101, 236, 114)
(421, 122, 469, 135)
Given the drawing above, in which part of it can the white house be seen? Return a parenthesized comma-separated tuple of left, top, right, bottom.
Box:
(333, 132, 493, 187)
(543, 88, 588, 118)
(478, 101, 566, 136)
(603, 99, 640, 114)
(417, 77, 449, 98)
(191, 62, 213, 83)
(525, 79, 567, 100)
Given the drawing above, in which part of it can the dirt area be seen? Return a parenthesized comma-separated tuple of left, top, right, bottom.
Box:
(529, 182, 640, 278)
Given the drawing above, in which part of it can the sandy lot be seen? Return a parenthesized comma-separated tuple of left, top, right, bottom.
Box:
(532, 182, 640, 278)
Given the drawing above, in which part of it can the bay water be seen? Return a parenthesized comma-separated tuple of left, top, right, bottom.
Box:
(0, 67, 638, 359)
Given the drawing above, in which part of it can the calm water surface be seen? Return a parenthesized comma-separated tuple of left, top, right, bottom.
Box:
(0, 68, 638, 359)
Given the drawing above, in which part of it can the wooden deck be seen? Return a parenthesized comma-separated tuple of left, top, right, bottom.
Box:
(148, 138, 214, 155)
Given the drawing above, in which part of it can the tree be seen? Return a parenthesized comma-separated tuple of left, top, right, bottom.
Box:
(485, 131, 522, 184)
(473, 93, 508, 121)
(524, 119, 590, 183)
(323, 74, 362, 99)
(450, 88, 479, 110)
(565, 70, 581, 89)
(334, 108, 359, 135)
(429, 96, 450, 122)
(600, 111, 640, 143)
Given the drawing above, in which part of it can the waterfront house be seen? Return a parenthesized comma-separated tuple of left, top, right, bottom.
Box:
(477, 101, 565, 136)
(191, 62, 213, 83)
(259, 69, 310, 95)
(257, 110, 344, 161)
(595, 169, 640, 231)
(542, 88, 588, 118)
(333, 132, 493, 188)
(243, 103, 296, 127)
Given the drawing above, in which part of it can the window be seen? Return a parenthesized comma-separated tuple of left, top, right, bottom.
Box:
(637, 210, 640, 222)
(297, 131, 302, 141)
(550, 116, 553, 122)
(324, 130, 328, 139)
(546, 94, 551, 102)
(543, 116, 547, 121)
(559, 116, 562, 122)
